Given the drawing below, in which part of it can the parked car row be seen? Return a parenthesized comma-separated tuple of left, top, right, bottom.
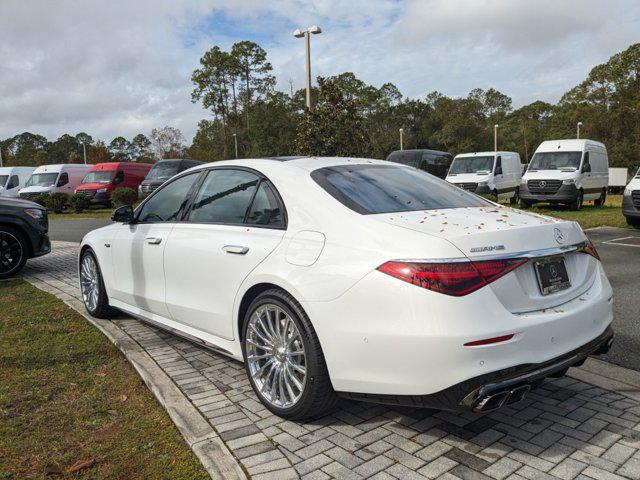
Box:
(387, 138, 619, 212)
(0, 159, 203, 207)
(79, 156, 614, 419)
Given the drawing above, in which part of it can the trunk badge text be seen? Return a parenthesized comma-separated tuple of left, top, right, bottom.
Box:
(470, 245, 506, 253)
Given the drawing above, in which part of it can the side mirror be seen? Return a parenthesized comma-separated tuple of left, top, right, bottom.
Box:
(111, 205, 134, 223)
(495, 167, 503, 175)
(582, 162, 591, 173)
(113, 171, 124, 185)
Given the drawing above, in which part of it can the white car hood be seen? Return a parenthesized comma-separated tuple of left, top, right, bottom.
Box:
(372, 206, 585, 259)
(19, 185, 52, 194)
(445, 173, 491, 183)
(626, 177, 640, 191)
(523, 170, 577, 181)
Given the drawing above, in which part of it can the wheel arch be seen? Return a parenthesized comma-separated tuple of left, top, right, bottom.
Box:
(0, 217, 34, 257)
(237, 282, 285, 341)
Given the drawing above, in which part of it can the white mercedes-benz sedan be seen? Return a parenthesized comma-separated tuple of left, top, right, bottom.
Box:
(79, 157, 614, 419)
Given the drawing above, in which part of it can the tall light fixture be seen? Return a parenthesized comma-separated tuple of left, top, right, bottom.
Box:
(293, 25, 322, 110)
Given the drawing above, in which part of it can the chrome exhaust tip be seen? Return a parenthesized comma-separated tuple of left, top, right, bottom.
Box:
(474, 391, 510, 412)
(506, 385, 530, 405)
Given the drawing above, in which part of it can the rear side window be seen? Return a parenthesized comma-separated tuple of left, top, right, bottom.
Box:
(188, 169, 259, 224)
(246, 181, 284, 227)
(312, 164, 491, 214)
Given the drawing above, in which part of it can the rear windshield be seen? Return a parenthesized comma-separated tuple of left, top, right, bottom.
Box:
(311, 164, 490, 214)
(147, 162, 180, 181)
(449, 156, 494, 174)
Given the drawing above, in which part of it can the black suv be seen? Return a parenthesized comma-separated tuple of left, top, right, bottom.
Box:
(138, 158, 203, 195)
(0, 197, 50, 278)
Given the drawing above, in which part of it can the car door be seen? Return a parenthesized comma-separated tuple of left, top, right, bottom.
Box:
(164, 168, 286, 340)
(109, 171, 202, 317)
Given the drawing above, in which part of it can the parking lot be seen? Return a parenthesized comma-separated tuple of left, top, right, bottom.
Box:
(21, 239, 640, 480)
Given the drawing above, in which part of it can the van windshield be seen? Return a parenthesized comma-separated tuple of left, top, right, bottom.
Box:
(311, 164, 491, 214)
(448, 156, 494, 174)
(83, 171, 114, 184)
(528, 152, 581, 171)
(147, 162, 179, 181)
(0, 175, 8, 187)
(26, 173, 58, 187)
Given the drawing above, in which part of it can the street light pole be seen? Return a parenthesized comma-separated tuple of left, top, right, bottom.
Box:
(0, 148, 3, 168)
(81, 141, 87, 164)
(233, 133, 238, 159)
(494, 124, 499, 151)
(399, 128, 404, 150)
(294, 26, 322, 110)
(577, 121, 583, 139)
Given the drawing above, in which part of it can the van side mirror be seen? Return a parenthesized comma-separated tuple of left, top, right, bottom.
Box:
(495, 166, 503, 175)
(111, 205, 134, 223)
(114, 171, 124, 185)
(582, 162, 591, 173)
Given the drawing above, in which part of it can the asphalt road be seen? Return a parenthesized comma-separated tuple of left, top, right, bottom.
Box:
(49, 219, 640, 370)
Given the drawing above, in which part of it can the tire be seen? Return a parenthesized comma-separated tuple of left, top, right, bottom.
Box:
(510, 188, 520, 205)
(519, 198, 532, 209)
(570, 191, 583, 211)
(594, 189, 606, 207)
(79, 249, 116, 318)
(241, 288, 337, 420)
(0, 226, 28, 279)
(626, 216, 640, 228)
(492, 190, 499, 202)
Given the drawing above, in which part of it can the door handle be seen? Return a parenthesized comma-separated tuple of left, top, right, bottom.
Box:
(223, 245, 249, 255)
(146, 237, 162, 245)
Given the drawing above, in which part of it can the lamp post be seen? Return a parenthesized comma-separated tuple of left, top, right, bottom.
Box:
(233, 133, 238, 159)
(81, 141, 87, 164)
(0, 148, 3, 168)
(494, 124, 499, 151)
(399, 128, 404, 150)
(577, 121, 583, 139)
(293, 25, 322, 110)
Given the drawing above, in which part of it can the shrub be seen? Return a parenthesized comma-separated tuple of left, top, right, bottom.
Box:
(111, 187, 138, 207)
(48, 193, 69, 213)
(69, 193, 91, 213)
(30, 194, 51, 209)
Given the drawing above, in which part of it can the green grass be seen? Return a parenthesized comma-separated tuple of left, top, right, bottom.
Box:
(522, 194, 629, 230)
(0, 280, 209, 480)
(48, 208, 112, 219)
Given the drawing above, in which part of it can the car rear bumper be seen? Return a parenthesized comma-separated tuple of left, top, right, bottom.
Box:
(520, 183, 578, 202)
(308, 259, 614, 407)
(339, 325, 613, 411)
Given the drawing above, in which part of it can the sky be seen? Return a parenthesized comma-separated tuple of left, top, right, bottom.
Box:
(1, 0, 639, 144)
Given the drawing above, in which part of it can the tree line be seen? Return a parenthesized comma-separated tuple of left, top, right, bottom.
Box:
(2, 41, 638, 170)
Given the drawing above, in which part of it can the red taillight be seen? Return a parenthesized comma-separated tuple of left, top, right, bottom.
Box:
(464, 334, 514, 347)
(582, 240, 600, 261)
(377, 258, 527, 296)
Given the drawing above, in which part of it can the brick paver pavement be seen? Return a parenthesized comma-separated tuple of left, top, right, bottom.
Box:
(21, 242, 640, 480)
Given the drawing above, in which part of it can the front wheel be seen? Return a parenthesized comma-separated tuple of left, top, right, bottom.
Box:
(510, 188, 520, 205)
(242, 289, 336, 420)
(594, 189, 607, 207)
(519, 198, 532, 209)
(79, 249, 115, 318)
(570, 191, 584, 211)
(626, 216, 640, 228)
(0, 226, 28, 279)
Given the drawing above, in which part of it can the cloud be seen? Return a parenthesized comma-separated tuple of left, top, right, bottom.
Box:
(0, 0, 638, 144)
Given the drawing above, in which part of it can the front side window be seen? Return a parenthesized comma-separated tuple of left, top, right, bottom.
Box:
(494, 157, 502, 174)
(7, 175, 19, 189)
(188, 169, 259, 224)
(312, 164, 491, 215)
(0, 175, 8, 188)
(83, 171, 114, 184)
(448, 156, 494, 174)
(137, 172, 200, 223)
(528, 151, 582, 171)
(26, 172, 58, 187)
(57, 172, 69, 187)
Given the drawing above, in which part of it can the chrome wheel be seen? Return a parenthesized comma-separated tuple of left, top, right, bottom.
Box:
(0, 231, 24, 275)
(80, 253, 100, 312)
(246, 304, 307, 409)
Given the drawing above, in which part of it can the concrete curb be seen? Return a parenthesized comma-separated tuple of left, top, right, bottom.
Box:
(24, 276, 247, 480)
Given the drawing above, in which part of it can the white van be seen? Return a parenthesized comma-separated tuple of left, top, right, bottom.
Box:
(19, 164, 92, 199)
(622, 167, 640, 227)
(446, 151, 522, 203)
(520, 139, 608, 210)
(0, 166, 36, 198)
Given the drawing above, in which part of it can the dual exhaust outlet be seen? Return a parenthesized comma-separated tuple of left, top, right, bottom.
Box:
(474, 384, 531, 412)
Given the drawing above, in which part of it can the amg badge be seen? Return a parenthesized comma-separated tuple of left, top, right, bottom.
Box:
(470, 245, 506, 253)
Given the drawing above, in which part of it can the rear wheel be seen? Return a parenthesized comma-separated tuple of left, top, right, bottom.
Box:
(242, 288, 337, 419)
(0, 226, 28, 279)
(594, 189, 607, 207)
(570, 191, 583, 211)
(79, 249, 116, 318)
